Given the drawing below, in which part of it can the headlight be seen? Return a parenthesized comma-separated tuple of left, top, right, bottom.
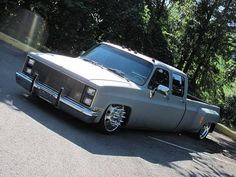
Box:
(86, 87, 96, 96)
(28, 58, 35, 66)
(82, 97, 93, 106)
(23, 57, 35, 75)
(81, 86, 96, 107)
(25, 68, 32, 75)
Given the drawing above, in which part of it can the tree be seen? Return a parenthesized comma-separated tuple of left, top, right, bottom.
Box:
(164, 0, 236, 103)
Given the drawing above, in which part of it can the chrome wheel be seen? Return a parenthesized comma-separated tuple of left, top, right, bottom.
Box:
(198, 123, 211, 140)
(103, 105, 126, 133)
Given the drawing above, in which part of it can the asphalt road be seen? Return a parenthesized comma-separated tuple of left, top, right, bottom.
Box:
(0, 41, 236, 177)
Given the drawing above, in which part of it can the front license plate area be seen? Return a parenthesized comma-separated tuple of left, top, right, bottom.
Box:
(38, 89, 56, 104)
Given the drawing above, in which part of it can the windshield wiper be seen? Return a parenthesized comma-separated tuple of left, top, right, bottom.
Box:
(82, 58, 104, 68)
(107, 68, 130, 82)
(82, 58, 98, 65)
(82, 58, 129, 82)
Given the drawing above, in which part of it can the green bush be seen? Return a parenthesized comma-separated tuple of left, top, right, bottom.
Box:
(221, 96, 236, 130)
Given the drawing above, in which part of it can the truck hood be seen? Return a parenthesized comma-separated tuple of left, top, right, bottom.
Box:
(29, 52, 138, 88)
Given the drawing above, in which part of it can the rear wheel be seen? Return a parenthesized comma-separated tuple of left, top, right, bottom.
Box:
(197, 123, 211, 140)
(98, 104, 127, 134)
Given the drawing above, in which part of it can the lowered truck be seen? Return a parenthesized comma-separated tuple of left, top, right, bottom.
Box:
(16, 42, 220, 139)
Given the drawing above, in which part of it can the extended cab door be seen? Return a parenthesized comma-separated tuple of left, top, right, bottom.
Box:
(168, 73, 187, 129)
(142, 67, 186, 130)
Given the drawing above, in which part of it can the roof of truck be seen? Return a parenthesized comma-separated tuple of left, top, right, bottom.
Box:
(102, 42, 186, 76)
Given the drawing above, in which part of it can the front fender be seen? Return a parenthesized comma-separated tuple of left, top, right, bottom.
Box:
(92, 86, 146, 124)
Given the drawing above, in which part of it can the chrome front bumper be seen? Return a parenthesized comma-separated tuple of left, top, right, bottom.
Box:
(16, 72, 101, 123)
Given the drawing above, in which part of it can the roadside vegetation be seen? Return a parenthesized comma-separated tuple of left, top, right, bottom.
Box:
(0, 0, 235, 129)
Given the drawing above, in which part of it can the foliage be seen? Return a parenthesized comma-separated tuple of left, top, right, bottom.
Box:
(0, 0, 173, 64)
(164, 0, 236, 102)
(221, 95, 236, 129)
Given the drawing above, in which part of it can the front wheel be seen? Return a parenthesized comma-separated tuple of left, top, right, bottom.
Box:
(98, 104, 127, 134)
(196, 123, 211, 140)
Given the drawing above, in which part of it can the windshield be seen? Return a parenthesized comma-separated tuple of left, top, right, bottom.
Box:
(81, 44, 153, 85)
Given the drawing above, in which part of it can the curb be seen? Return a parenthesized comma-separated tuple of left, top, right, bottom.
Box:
(215, 123, 236, 141)
(0, 32, 38, 52)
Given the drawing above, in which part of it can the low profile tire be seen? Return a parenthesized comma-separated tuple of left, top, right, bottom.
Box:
(196, 123, 211, 140)
(98, 104, 127, 134)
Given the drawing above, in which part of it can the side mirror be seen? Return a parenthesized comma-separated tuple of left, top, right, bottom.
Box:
(149, 84, 169, 98)
(157, 85, 169, 96)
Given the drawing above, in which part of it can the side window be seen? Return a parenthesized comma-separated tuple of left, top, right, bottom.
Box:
(172, 74, 185, 97)
(148, 68, 169, 89)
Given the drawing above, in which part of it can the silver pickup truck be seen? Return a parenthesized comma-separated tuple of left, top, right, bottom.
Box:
(16, 42, 220, 139)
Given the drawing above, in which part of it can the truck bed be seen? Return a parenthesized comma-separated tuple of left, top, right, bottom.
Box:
(187, 94, 207, 103)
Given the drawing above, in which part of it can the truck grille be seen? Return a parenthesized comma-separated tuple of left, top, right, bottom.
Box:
(33, 61, 85, 103)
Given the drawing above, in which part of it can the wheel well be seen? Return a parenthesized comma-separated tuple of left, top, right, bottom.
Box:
(209, 123, 216, 133)
(122, 106, 131, 126)
(105, 104, 131, 127)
